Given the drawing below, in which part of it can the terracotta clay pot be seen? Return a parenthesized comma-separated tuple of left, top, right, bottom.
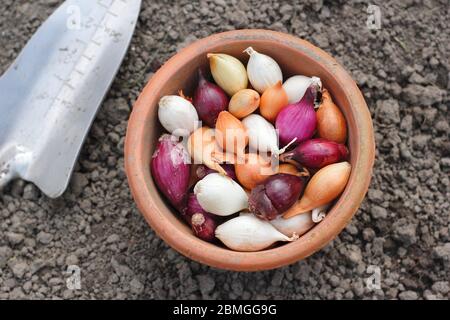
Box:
(124, 30, 375, 271)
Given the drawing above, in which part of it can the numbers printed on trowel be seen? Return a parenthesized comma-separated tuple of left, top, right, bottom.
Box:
(66, 5, 82, 30)
(58, 0, 128, 92)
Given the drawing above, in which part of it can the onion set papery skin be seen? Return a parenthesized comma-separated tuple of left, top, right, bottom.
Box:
(276, 163, 310, 178)
(312, 203, 331, 223)
(249, 173, 306, 221)
(276, 86, 318, 147)
(277, 163, 302, 176)
(208, 53, 248, 96)
(151, 134, 191, 211)
(193, 69, 229, 127)
(158, 95, 199, 137)
(283, 75, 322, 105)
(270, 212, 315, 237)
(194, 173, 248, 216)
(183, 194, 218, 242)
(191, 212, 217, 242)
(280, 138, 349, 169)
(215, 213, 298, 252)
(228, 89, 260, 119)
(183, 193, 207, 224)
(260, 81, 289, 123)
(316, 89, 348, 144)
(244, 47, 283, 94)
(283, 162, 351, 218)
(195, 164, 237, 181)
(215, 111, 248, 156)
(235, 153, 275, 190)
(187, 127, 228, 175)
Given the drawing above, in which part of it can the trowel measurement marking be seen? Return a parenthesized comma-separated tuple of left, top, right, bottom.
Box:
(74, 69, 85, 76)
(91, 39, 102, 47)
(53, 74, 76, 90)
(75, 38, 87, 46)
(81, 53, 93, 61)
(107, 10, 118, 18)
(98, 0, 119, 17)
(51, 0, 126, 93)
(53, 74, 65, 82)
(97, 0, 114, 10)
(63, 82, 76, 91)
(109, 0, 128, 20)
(73, 55, 91, 76)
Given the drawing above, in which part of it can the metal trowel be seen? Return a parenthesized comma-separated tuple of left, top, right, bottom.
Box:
(0, 0, 141, 198)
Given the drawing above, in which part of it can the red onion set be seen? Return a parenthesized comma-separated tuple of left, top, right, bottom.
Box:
(193, 69, 229, 127)
(150, 47, 351, 252)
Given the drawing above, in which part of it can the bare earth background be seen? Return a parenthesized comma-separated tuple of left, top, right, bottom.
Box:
(0, 0, 449, 300)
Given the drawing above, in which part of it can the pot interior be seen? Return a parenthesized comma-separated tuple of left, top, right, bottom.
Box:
(142, 40, 357, 248)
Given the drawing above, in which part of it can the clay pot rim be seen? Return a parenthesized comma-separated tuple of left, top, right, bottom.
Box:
(124, 29, 375, 271)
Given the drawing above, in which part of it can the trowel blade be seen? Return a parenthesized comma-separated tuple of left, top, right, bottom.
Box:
(0, 0, 141, 198)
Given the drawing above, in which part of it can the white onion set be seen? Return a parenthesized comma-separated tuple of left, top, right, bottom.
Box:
(242, 114, 279, 154)
(158, 95, 199, 136)
(194, 173, 248, 216)
(215, 213, 298, 251)
(270, 212, 315, 237)
(283, 75, 322, 104)
(244, 47, 283, 94)
(242, 114, 297, 156)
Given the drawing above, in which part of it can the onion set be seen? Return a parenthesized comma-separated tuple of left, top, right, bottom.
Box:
(270, 212, 315, 238)
(184, 193, 218, 242)
(151, 134, 191, 211)
(187, 126, 228, 175)
(228, 89, 260, 119)
(316, 89, 348, 143)
(244, 47, 283, 94)
(215, 213, 298, 252)
(242, 114, 279, 154)
(249, 173, 306, 220)
(193, 69, 229, 127)
(260, 81, 288, 122)
(283, 162, 351, 218)
(215, 111, 248, 156)
(283, 75, 322, 104)
(276, 85, 318, 147)
(280, 138, 349, 169)
(208, 53, 248, 96)
(235, 153, 274, 190)
(158, 95, 199, 137)
(194, 173, 248, 216)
